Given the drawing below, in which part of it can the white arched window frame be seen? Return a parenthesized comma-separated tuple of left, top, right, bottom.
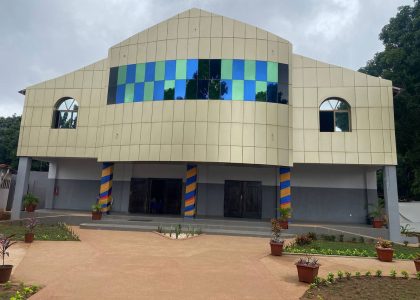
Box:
(319, 98, 351, 132)
(52, 97, 79, 129)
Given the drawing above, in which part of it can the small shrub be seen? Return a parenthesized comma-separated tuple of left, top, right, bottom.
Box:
(376, 238, 393, 249)
(365, 271, 371, 277)
(403, 240, 409, 246)
(296, 256, 319, 267)
(339, 234, 344, 242)
(390, 269, 397, 278)
(351, 237, 357, 243)
(157, 225, 163, 233)
(416, 271, 420, 280)
(271, 219, 284, 243)
(355, 271, 361, 278)
(307, 232, 317, 241)
(295, 234, 312, 246)
(345, 271, 351, 280)
(3, 281, 12, 290)
(337, 270, 344, 280)
(358, 236, 365, 243)
(401, 270, 409, 279)
(375, 270, 382, 277)
(326, 272, 334, 283)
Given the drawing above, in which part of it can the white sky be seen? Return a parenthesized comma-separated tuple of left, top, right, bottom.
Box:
(0, 0, 413, 117)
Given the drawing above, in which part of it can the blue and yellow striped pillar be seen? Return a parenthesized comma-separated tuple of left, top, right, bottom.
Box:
(279, 167, 291, 212)
(184, 164, 197, 218)
(98, 162, 114, 213)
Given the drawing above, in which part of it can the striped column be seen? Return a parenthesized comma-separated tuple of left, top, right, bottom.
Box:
(279, 167, 291, 211)
(184, 164, 197, 218)
(98, 162, 114, 213)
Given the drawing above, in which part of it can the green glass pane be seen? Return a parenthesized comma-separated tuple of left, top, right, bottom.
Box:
(267, 62, 278, 82)
(144, 82, 154, 101)
(176, 60, 187, 79)
(135, 63, 145, 82)
(221, 59, 233, 80)
(125, 83, 134, 102)
(155, 61, 165, 81)
(164, 80, 175, 100)
(117, 65, 127, 85)
(232, 80, 244, 100)
(256, 81, 267, 102)
(244, 60, 256, 80)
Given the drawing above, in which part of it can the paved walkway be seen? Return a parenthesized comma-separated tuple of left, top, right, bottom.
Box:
(9, 229, 417, 300)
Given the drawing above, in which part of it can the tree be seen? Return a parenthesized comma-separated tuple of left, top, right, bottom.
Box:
(0, 114, 21, 169)
(360, 1, 420, 200)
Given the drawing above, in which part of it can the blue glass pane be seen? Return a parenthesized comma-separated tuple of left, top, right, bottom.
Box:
(244, 80, 256, 101)
(278, 63, 289, 85)
(220, 80, 232, 100)
(277, 84, 288, 104)
(175, 80, 186, 100)
(126, 64, 136, 83)
(108, 67, 118, 87)
(107, 86, 116, 104)
(165, 60, 176, 80)
(145, 62, 155, 82)
(256, 61, 267, 81)
(267, 82, 278, 103)
(116, 85, 125, 104)
(232, 59, 244, 80)
(134, 82, 144, 102)
(153, 80, 164, 100)
(187, 59, 198, 79)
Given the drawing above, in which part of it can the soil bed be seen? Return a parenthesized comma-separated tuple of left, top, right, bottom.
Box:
(0, 282, 40, 299)
(301, 277, 420, 300)
(0, 223, 79, 241)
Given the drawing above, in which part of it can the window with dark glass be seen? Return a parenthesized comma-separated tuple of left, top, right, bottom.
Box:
(52, 98, 79, 129)
(319, 98, 351, 132)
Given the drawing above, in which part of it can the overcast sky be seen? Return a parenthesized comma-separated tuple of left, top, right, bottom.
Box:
(0, 0, 413, 117)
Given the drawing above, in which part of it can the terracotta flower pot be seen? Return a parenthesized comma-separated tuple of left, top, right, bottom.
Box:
(376, 247, 394, 262)
(92, 211, 102, 220)
(372, 219, 383, 228)
(279, 220, 288, 229)
(25, 204, 36, 213)
(270, 241, 284, 256)
(0, 265, 13, 283)
(414, 259, 420, 272)
(25, 232, 34, 243)
(296, 264, 319, 283)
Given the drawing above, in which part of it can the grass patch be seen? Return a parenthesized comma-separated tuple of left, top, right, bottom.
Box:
(301, 277, 420, 300)
(0, 222, 79, 241)
(285, 239, 419, 259)
(0, 282, 40, 300)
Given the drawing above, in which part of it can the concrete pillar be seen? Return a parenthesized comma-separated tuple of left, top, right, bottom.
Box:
(11, 157, 32, 220)
(45, 161, 57, 209)
(383, 166, 400, 242)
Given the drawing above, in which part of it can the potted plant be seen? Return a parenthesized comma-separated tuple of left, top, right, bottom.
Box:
(23, 193, 39, 213)
(369, 200, 384, 228)
(91, 203, 102, 220)
(270, 218, 284, 256)
(277, 207, 292, 229)
(295, 256, 320, 283)
(414, 253, 420, 272)
(24, 217, 38, 243)
(376, 238, 394, 262)
(0, 235, 17, 283)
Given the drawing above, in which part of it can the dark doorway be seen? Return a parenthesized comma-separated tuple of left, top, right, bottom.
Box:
(129, 178, 182, 215)
(224, 180, 262, 219)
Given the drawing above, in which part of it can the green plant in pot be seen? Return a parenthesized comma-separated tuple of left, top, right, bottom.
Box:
(0, 235, 17, 283)
(369, 199, 384, 228)
(375, 238, 394, 262)
(25, 216, 38, 243)
(277, 207, 292, 229)
(23, 193, 39, 213)
(270, 218, 284, 256)
(91, 203, 102, 220)
(295, 255, 320, 283)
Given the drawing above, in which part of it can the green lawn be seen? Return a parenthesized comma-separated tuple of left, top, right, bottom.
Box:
(0, 223, 79, 241)
(285, 239, 419, 259)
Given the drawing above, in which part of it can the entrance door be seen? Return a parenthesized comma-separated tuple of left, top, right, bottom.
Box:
(129, 178, 182, 215)
(224, 180, 262, 219)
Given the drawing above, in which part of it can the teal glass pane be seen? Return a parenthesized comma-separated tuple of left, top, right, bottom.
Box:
(135, 63, 145, 82)
(176, 60, 187, 79)
(144, 82, 154, 101)
(117, 65, 127, 85)
(232, 80, 244, 100)
(267, 62, 278, 82)
(124, 83, 134, 102)
(155, 61, 165, 81)
(221, 59, 233, 79)
(256, 81, 267, 102)
(244, 60, 256, 80)
(164, 80, 175, 100)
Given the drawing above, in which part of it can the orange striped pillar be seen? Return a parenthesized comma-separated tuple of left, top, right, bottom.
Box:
(98, 162, 114, 213)
(184, 164, 197, 218)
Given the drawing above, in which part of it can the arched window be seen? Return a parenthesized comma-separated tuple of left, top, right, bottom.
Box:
(52, 97, 79, 129)
(319, 98, 351, 132)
